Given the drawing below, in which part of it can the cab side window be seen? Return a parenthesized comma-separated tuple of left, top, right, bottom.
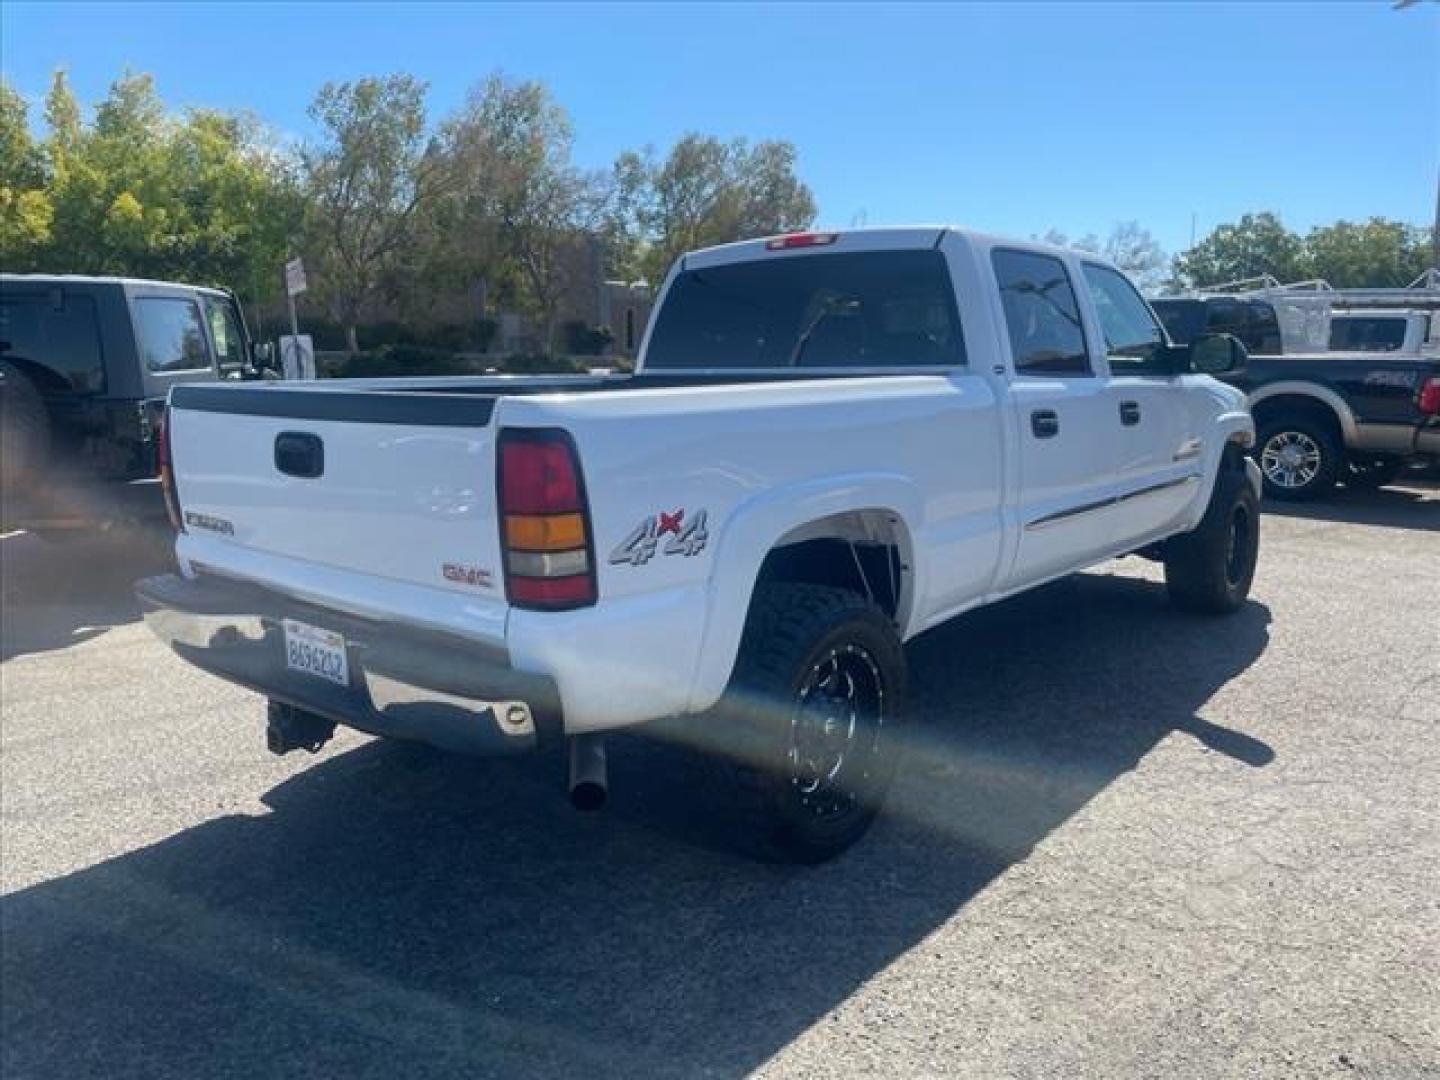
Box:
(992, 249, 1090, 376)
(1081, 263, 1166, 373)
(134, 297, 211, 373)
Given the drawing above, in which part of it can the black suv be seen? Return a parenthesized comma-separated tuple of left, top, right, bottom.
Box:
(0, 274, 271, 535)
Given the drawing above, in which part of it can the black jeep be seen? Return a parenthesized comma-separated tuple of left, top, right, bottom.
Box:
(0, 274, 273, 536)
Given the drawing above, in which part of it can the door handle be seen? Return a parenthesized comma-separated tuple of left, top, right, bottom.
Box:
(274, 431, 325, 478)
(1030, 409, 1060, 439)
(1119, 400, 1141, 426)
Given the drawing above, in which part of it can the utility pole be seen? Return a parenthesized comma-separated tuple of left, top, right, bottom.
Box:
(1432, 168, 1439, 271)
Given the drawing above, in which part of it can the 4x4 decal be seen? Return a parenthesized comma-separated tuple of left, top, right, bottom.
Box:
(609, 509, 709, 566)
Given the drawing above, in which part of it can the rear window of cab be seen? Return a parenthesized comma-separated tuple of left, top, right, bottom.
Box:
(645, 250, 966, 370)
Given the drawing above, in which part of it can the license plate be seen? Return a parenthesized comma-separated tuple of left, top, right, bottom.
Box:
(283, 618, 350, 687)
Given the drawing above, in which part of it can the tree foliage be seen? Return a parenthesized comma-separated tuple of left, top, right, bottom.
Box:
(1172, 212, 1432, 290)
(1300, 218, 1433, 288)
(615, 134, 817, 284)
(2, 71, 297, 300)
(0, 81, 54, 259)
(434, 74, 609, 353)
(1171, 212, 1308, 287)
(301, 75, 450, 352)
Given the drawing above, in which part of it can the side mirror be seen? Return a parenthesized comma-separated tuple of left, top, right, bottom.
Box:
(252, 341, 276, 370)
(1190, 332, 1247, 375)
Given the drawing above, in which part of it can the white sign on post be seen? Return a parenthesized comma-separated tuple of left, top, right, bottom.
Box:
(284, 257, 308, 297)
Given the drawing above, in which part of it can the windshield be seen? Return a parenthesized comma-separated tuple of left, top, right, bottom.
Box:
(645, 250, 965, 370)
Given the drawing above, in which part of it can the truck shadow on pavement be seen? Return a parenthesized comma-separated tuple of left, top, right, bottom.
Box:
(0, 572, 1272, 1080)
(1261, 480, 1440, 533)
(0, 530, 171, 661)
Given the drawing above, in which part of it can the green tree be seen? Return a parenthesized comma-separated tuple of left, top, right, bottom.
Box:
(0, 81, 54, 266)
(1172, 212, 1307, 288)
(618, 133, 817, 284)
(18, 70, 296, 302)
(436, 74, 609, 354)
(301, 75, 449, 352)
(1301, 217, 1431, 287)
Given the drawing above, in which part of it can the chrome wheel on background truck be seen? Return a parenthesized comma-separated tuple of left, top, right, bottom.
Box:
(1256, 414, 1341, 501)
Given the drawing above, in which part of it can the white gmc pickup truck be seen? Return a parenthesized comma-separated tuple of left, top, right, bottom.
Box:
(139, 227, 1262, 861)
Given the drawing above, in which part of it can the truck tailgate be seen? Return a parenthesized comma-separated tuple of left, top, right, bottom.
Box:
(167, 384, 506, 604)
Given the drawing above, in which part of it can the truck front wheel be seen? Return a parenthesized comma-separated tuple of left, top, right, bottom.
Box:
(700, 583, 906, 863)
(1164, 458, 1260, 615)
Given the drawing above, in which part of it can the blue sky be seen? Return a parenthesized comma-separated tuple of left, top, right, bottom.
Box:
(3, 1, 1436, 256)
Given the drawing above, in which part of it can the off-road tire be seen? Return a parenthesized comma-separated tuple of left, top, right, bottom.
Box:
(1254, 412, 1341, 501)
(1164, 455, 1260, 615)
(696, 583, 906, 863)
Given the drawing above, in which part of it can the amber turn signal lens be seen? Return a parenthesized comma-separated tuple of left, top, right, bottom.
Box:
(505, 512, 586, 552)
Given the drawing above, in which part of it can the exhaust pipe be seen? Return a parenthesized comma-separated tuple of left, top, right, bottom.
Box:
(568, 734, 608, 811)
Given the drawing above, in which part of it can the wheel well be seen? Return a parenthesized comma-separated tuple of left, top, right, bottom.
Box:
(755, 511, 909, 624)
(1250, 394, 1344, 443)
(0, 356, 67, 397)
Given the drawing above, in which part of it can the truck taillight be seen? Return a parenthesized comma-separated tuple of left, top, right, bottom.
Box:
(156, 409, 184, 532)
(497, 430, 595, 609)
(1420, 377, 1440, 416)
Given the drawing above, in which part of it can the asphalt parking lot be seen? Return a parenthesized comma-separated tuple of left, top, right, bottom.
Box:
(2, 483, 1437, 1079)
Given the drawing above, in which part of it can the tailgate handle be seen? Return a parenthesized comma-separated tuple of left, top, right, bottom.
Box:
(274, 431, 324, 479)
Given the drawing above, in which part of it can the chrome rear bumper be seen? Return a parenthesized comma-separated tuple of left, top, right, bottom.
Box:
(136, 572, 560, 755)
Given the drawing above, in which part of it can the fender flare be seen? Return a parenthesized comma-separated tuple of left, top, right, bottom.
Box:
(1247, 381, 1358, 443)
(684, 472, 925, 713)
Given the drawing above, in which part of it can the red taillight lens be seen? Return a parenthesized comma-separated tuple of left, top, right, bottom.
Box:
(156, 409, 184, 532)
(498, 431, 595, 609)
(500, 439, 581, 513)
(1419, 376, 1440, 416)
(765, 232, 839, 250)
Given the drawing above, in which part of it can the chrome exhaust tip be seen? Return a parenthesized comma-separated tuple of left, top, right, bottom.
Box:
(567, 734, 608, 811)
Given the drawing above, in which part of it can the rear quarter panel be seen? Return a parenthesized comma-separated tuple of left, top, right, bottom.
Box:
(496, 374, 1005, 728)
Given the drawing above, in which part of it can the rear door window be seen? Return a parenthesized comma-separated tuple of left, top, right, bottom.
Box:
(644, 250, 965, 370)
(992, 249, 1090, 376)
(0, 292, 106, 393)
(133, 297, 212, 373)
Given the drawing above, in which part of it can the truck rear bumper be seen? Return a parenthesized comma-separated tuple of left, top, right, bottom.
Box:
(136, 572, 561, 755)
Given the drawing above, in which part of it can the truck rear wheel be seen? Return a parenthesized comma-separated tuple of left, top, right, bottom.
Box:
(1255, 413, 1340, 501)
(1164, 457, 1260, 615)
(700, 583, 906, 863)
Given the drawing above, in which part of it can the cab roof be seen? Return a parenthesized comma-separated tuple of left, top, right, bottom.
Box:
(680, 226, 1115, 273)
(0, 272, 231, 297)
